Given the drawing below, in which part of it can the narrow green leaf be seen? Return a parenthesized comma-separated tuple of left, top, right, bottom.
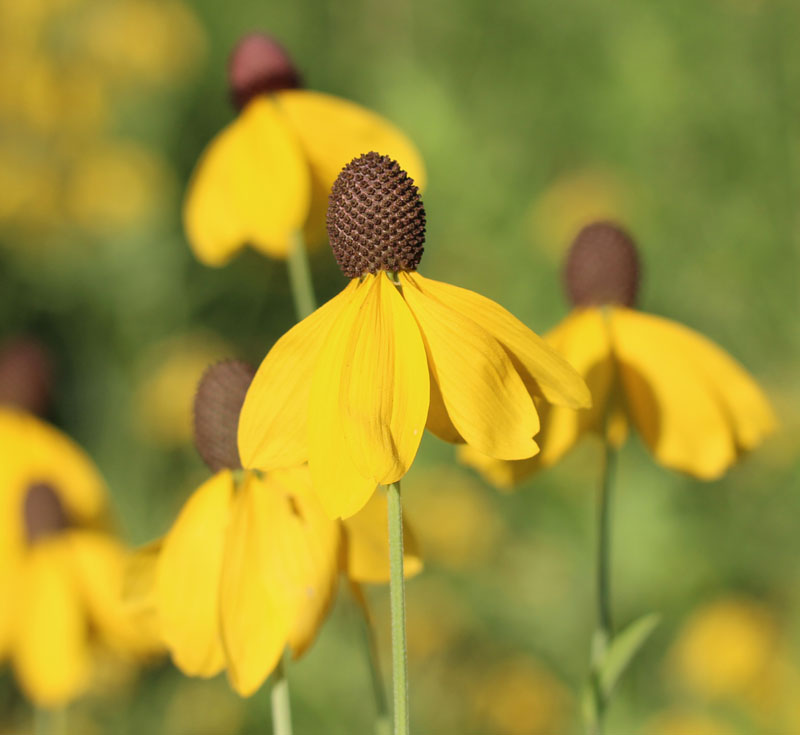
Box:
(599, 612, 661, 697)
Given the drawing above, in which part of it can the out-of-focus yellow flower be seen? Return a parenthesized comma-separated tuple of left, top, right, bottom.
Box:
(134, 333, 232, 447)
(470, 657, 572, 735)
(132, 361, 421, 697)
(529, 169, 629, 260)
(670, 597, 779, 701)
(643, 709, 736, 735)
(64, 141, 173, 234)
(82, 0, 205, 86)
(183, 32, 425, 265)
(239, 153, 590, 519)
(0, 408, 156, 707)
(462, 222, 775, 487)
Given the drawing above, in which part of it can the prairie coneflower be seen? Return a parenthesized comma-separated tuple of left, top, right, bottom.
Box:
(461, 221, 776, 487)
(0, 408, 156, 708)
(238, 152, 591, 520)
(183, 33, 425, 266)
(139, 361, 420, 697)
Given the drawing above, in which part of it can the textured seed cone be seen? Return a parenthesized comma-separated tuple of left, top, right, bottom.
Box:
(564, 221, 641, 307)
(228, 32, 301, 110)
(193, 360, 255, 472)
(24, 482, 69, 544)
(327, 152, 426, 278)
(0, 337, 53, 416)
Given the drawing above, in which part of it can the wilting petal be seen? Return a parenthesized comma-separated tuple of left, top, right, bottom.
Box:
(274, 89, 425, 244)
(409, 274, 591, 409)
(400, 273, 539, 460)
(342, 489, 423, 583)
(340, 272, 429, 485)
(308, 279, 378, 519)
(183, 97, 310, 265)
(610, 309, 737, 479)
(238, 281, 357, 472)
(14, 541, 90, 707)
(156, 471, 234, 677)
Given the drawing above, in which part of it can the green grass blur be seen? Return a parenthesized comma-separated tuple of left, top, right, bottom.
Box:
(1, 0, 798, 733)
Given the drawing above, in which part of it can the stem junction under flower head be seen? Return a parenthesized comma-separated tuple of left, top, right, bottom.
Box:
(228, 32, 302, 110)
(24, 482, 69, 544)
(327, 152, 426, 278)
(564, 221, 640, 308)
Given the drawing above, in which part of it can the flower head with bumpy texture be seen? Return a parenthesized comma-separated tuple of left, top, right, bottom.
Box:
(461, 221, 776, 488)
(0, 408, 158, 707)
(183, 33, 425, 266)
(237, 154, 592, 519)
(132, 360, 421, 697)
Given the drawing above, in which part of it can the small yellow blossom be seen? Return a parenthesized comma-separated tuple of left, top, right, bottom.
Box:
(238, 153, 590, 519)
(462, 221, 775, 486)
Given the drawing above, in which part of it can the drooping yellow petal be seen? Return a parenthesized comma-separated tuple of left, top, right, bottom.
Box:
(409, 274, 591, 409)
(400, 273, 539, 460)
(610, 309, 737, 479)
(238, 281, 358, 473)
(308, 279, 379, 519)
(13, 540, 90, 707)
(183, 97, 310, 265)
(274, 89, 426, 244)
(122, 539, 163, 650)
(425, 370, 464, 443)
(342, 489, 423, 583)
(156, 471, 234, 678)
(623, 313, 775, 453)
(340, 272, 429, 485)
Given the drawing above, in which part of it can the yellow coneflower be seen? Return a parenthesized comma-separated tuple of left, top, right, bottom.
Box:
(461, 221, 776, 487)
(183, 33, 425, 266)
(238, 152, 591, 519)
(0, 408, 156, 708)
(138, 361, 420, 697)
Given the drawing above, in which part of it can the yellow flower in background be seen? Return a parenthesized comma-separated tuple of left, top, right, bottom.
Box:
(0, 408, 156, 707)
(643, 709, 736, 735)
(133, 361, 421, 697)
(183, 33, 425, 265)
(670, 597, 778, 701)
(462, 221, 775, 488)
(238, 153, 590, 519)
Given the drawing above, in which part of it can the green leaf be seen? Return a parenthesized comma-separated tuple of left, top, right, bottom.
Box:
(599, 612, 661, 697)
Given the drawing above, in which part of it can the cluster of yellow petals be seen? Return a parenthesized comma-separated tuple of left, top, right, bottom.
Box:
(239, 271, 591, 519)
(461, 306, 776, 487)
(183, 91, 425, 264)
(0, 408, 157, 707)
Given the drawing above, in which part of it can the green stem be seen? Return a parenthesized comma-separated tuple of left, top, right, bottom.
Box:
(587, 441, 616, 735)
(34, 708, 66, 735)
(287, 230, 317, 319)
(386, 481, 409, 735)
(271, 658, 293, 735)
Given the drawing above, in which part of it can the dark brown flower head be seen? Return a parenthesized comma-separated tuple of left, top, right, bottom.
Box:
(564, 221, 641, 307)
(228, 33, 302, 111)
(24, 482, 70, 544)
(193, 360, 255, 472)
(327, 152, 426, 278)
(0, 337, 53, 416)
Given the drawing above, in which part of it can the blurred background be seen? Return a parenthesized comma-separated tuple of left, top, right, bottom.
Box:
(1, 0, 798, 733)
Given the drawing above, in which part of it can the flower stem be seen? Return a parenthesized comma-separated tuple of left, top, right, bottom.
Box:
(271, 657, 293, 735)
(34, 708, 66, 735)
(386, 481, 409, 735)
(287, 230, 316, 319)
(587, 441, 616, 735)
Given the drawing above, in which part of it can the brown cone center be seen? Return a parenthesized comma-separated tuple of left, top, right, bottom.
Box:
(24, 482, 69, 544)
(228, 33, 301, 110)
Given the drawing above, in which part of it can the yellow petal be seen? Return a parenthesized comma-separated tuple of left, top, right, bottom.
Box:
(274, 89, 426, 244)
(156, 471, 233, 678)
(400, 273, 539, 460)
(238, 281, 358, 472)
(340, 272, 429, 485)
(409, 274, 591, 409)
(220, 470, 338, 694)
(610, 309, 737, 479)
(122, 539, 163, 650)
(13, 541, 90, 707)
(425, 370, 464, 443)
(183, 97, 310, 265)
(308, 279, 379, 519)
(342, 489, 423, 583)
